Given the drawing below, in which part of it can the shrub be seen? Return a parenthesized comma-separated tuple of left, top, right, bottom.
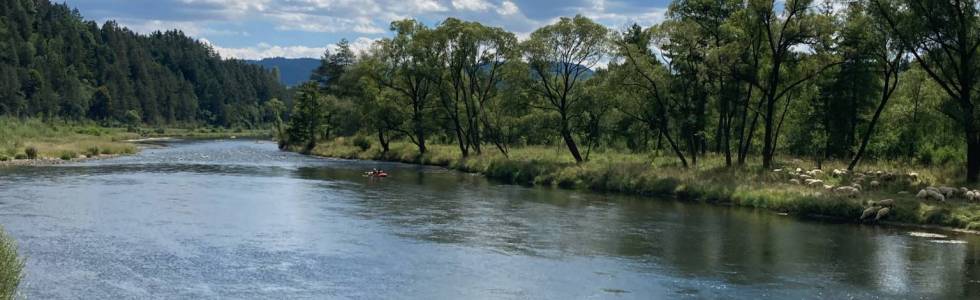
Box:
(13, 154, 26, 160)
(60, 151, 76, 161)
(0, 227, 23, 300)
(0, 156, 8, 162)
(154, 128, 165, 135)
(85, 146, 101, 157)
(353, 136, 372, 151)
(24, 147, 37, 160)
(75, 127, 103, 136)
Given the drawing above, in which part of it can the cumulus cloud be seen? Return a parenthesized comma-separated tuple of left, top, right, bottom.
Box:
(206, 37, 378, 60)
(69, 0, 678, 59)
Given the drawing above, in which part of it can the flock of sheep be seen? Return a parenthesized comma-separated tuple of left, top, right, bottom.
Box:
(775, 167, 980, 223)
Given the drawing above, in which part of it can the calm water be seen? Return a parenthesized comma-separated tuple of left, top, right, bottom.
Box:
(1, 140, 979, 299)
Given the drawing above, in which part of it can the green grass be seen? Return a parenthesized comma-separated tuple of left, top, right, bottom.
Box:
(305, 137, 980, 230)
(0, 226, 22, 300)
(0, 117, 270, 161)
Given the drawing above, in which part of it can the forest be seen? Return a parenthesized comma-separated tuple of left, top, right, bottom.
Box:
(283, 0, 980, 183)
(0, 0, 286, 128)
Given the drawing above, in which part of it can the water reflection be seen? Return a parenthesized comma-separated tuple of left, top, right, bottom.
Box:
(0, 139, 978, 299)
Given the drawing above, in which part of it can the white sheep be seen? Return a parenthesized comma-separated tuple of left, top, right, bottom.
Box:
(870, 180, 880, 188)
(824, 184, 835, 190)
(918, 188, 946, 201)
(789, 179, 801, 185)
(805, 179, 823, 186)
(832, 169, 846, 177)
(835, 186, 860, 197)
(908, 172, 919, 181)
(966, 190, 977, 201)
(938, 186, 957, 198)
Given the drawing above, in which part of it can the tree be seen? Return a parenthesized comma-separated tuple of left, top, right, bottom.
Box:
(873, 0, 980, 182)
(748, 0, 839, 169)
(432, 18, 517, 157)
(370, 20, 440, 155)
(523, 15, 608, 163)
(848, 2, 906, 171)
(286, 83, 330, 153)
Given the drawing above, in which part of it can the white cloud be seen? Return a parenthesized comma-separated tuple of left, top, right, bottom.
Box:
(112, 18, 249, 37)
(206, 37, 378, 59)
(497, 1, 519, 15)
(452, 0, 492, 11)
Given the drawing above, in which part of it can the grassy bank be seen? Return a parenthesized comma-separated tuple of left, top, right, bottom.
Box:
(0, 226, 22, 300)
(0, 118, 269, 162)
(305, 137, 980, 231)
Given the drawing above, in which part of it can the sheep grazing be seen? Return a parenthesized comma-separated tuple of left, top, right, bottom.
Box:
(966, 190, 977, 201)
(938, 186, 957, 198)
(878, 199, 895, 207)
(795, 168, 802, 173)
(773, 168, 783, 172)
(832, 169, 846, 177)
(870, 180, 881, 188)
(860, 206, 878, 220)
(851, 183, 863, 191)
(805, 179, 823, 186)
(917, 188, 946, 201)
(824, 184, 835, 190)
(789, 179, 801, 185)
(835, 186, 860, 197)
(799, 174, 812, 180)
(875, 207, 891, 221)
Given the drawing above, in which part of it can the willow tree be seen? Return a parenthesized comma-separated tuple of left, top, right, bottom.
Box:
(874, 0, 980, 182)
(433, 18, 517, 157)
(847, 2, 906, 171)
(523, 15, 608, 163)
(370, 20, 440, 155)
(750, 0, 838, 169)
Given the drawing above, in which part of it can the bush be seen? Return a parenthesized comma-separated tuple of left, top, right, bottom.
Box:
(85, 146, 101, 157)
(154, 128, 165, 135)
(0, 227, 23, 300)
(24, 147, 37, 160)
(60, 151, 76, 161)
(0, 156, 7, 162)
(13, 154, 26, 160)
(353, 136, 372, 151)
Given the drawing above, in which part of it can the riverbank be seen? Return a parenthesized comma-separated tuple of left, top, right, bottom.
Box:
(0, 118, 269, 165)
(0, 226, 21, 300)
(302, 138, 980, 231)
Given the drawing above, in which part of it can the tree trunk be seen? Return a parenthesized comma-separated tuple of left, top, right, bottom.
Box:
(377, 128, 390, 154)
(560, 120, 584, 163)
(761, 95, 776, 169)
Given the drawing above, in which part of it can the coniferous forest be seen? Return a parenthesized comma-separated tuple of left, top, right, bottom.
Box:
(0, 0, 285, 128)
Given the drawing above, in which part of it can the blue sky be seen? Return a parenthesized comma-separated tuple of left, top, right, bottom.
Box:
(64, 0, 672, 60)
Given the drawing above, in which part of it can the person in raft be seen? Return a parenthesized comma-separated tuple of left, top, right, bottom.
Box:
(367, 168, 388, 177)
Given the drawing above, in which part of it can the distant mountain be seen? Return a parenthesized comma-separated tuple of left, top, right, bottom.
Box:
(247, 57, 321, 87)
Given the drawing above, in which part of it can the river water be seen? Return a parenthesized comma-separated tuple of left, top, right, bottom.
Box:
(0, 139, 978, 299)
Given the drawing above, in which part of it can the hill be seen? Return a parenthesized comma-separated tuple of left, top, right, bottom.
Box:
(247, 57, 320, 87)
(0, 0, 286, 127)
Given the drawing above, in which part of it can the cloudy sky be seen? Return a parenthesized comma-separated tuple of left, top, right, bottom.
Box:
(64, 0, 671, 60)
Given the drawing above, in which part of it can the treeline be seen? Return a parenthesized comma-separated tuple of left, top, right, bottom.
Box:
(0, 0, 286, 127)
(280, 0, 980, 182)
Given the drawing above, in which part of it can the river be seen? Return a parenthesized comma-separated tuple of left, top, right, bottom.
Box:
(0, 139, 978, 299)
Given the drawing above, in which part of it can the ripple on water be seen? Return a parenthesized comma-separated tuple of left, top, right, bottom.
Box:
(908, 232, 948, 239)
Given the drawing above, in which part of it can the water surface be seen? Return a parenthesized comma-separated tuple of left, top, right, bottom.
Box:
(1, 140, 978, 299)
